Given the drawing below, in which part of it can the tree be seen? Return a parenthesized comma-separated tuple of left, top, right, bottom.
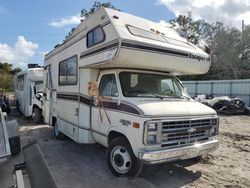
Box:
(81, 1, 119, 18)
(238, 25, 250, 78)
(0, 62, 22, 91)
(169, 13, 222, 46)
(0, 62, 13, 73)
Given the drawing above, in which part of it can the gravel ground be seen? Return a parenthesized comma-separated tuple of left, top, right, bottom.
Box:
(1, 109, 250, 188)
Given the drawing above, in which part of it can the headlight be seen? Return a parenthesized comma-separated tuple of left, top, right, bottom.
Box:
(144, 121, 161, 145)
(148, 123, 157, 131)
(146, 135, 157, 144)
(212, 118, 219, 126)
(210, 118, 219, 136)
(211, 127, 216, 134)
(211, 127, 218, 136)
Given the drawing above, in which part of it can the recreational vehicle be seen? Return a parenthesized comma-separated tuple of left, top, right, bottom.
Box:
(44, 7, 219, 177)
(14, 66, 44, 123)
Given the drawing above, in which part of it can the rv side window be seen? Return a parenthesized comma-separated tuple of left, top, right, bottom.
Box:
(87, 26, 105, 48)
(59, 61, 67, 84)
(59, 56, 77, 85)
(99, 74, 118, 97)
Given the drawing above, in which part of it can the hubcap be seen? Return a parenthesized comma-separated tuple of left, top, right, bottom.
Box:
(54, 122, 59, 136)
(111, 146, 131, 174)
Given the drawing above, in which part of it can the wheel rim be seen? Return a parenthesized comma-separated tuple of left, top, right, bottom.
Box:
(54, 122, 59, 136)
(32, 110, 36, 119)
(111, 146, 131, 174)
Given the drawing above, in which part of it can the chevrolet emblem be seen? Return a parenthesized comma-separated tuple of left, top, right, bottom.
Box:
(187, 128, 196, 133)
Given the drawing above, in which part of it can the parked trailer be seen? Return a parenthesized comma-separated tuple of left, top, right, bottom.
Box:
(0, 109, 20, 163)
(14, 67, 44, 123)
(44, 7, 219, 177)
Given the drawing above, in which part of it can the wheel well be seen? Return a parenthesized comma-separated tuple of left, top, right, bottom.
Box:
(52, 116, 57, 127)
(108, 131, 127, 144)
(32, 104, 41, 112)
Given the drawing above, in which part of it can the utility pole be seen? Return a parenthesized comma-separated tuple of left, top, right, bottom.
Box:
(241, 20, 245, 61)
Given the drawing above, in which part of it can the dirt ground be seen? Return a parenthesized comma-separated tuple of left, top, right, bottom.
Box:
(1, 108, 250, 188)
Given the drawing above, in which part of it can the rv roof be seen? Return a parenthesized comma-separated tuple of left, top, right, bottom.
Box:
(46, 7, 188, 57)
(45, 7, 210, 75)
(15, 67, 44, 81)
(104, 7, 184, 41)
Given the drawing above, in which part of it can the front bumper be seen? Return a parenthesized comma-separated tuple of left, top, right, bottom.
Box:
(138, 139, 219, 164)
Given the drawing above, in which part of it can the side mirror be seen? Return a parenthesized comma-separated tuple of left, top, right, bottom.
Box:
(88, 82, 99, 97)
(33, 86, 37, 95)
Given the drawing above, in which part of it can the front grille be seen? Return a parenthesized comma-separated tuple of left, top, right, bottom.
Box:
(161, 119, 214, 148)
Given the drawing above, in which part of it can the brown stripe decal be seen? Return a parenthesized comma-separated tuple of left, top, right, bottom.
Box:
(57, 93, 142, 115)
(100, 101, 141, 115)
(121, 41, 189, 58)
(57, 93, 78, 101)
(80, 95, 91, 106)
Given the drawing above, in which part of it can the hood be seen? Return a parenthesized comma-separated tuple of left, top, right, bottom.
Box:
(134, 100, 216, 117)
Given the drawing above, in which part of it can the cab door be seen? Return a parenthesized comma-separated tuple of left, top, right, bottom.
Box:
(44, 65, 53, 125)
(91, 73, 119, 144)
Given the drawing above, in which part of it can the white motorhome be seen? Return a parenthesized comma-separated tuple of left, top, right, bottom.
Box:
(14, 67, 44, 123)
(44, 7, 219, 177)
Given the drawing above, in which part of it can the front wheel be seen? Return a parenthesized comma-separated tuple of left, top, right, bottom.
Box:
(32, 107, 42, 124)
(106, 137, 143, 177)
(54, 120, 66, 140)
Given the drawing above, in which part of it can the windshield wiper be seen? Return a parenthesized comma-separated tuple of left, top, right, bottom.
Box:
(140, 93, 165, 99)
(151, 94, 166, 100)
(150, 94, 179, 100)
(180, 95, 191, 100)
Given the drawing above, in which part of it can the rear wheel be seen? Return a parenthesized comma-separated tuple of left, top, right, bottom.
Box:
(32, 107, 42, 124)
(54, 120, 65, 140)
(106, 137, 143, 177)
(16, 100, 20, 111)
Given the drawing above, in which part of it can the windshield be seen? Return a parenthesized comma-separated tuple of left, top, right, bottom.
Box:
(119, 72, 184, 98)
(35, 81, 43, 93)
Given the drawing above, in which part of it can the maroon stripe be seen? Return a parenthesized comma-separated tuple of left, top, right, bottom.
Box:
(57, 93, 142, 115)
(100, 101, 141, 115)
(57, 94, 78, 101)
(80, 95, 91, 106)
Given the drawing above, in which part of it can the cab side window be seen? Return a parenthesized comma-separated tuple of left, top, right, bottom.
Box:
(99, 74, 118, 97)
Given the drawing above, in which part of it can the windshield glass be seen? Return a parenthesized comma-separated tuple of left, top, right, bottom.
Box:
(35, 81, 43, 93)
(119, 72, 184, 98)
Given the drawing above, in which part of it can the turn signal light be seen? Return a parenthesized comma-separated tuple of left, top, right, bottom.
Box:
(132, 122, 140, 129)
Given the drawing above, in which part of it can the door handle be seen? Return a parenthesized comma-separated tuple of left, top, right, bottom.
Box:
(93, 100, 98, 106)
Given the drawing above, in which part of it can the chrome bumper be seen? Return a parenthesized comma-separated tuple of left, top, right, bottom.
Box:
(138, 139, 219, 164)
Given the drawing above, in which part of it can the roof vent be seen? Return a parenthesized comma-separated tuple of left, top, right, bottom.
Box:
(28, 64, 41, 69)
(112, 15, 119, 19)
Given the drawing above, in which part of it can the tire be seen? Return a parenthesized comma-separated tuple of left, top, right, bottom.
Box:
(9, 136, 21, 155)
(6, 105, 11, 114)
(190, 155, 203, 163)
(32, 107, 42, 124)
(54, 120, 65, 140)
(16, 100, 20, 111)
(177, 155, 203, 167)
(106, 137, 143, 177)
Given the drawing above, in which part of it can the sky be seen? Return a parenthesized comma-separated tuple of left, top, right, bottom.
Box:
(0, 0, 250, 69)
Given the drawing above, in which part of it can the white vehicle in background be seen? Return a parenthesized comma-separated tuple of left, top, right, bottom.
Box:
(14, 65, 44, 123)
(44, 7, 219, 177)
